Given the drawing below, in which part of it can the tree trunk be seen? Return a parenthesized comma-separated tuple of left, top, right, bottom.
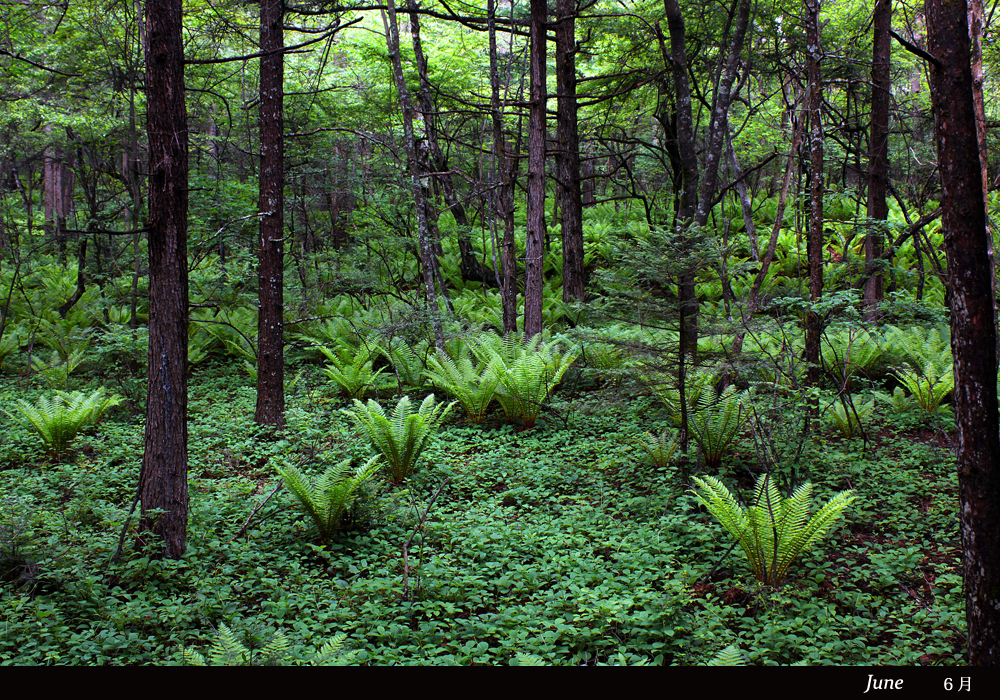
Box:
(555, 0, 584, 304)
(864, 0, 891, 320)
(488, 0, 518, 335)
(140, 0, 189, 559)
(255, 0, 285, 428)
(383, 1, 445, 349)
(805, 0, 824, 390)
(524, 0, 547, 339)
(926, 0, 1000, 666)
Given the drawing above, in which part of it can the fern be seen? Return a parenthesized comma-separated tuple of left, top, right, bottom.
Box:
(425, 346, 503, 423)
(636, 428, 680, 468)
(376, 338, 428, 389)
(345, 394, 455, 484)
(820, 328, 883, 385)
(647, 371, 717, 428)
(692, 474, 856, 586)
(706, 644, 746, 666)
(884, 324, 951, 376)
(471, 332, 578, 427)
(6, 388, 122, 458)
(322, 345, 384, 399)
(688, 386, 747, 469)
(824, 396, 874, 438)
(892, 363, 954, 417)
(31, 348, 86, 389)
(277, 455, 382, 544)
(0, 325, 22, 371)
(182, 623, 355, 666)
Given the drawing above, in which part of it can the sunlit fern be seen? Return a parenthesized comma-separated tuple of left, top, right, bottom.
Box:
(376, 338, 427, 389)
(182, 623, 356, 666)
(692, 474, 856, 586)
(820, 328, 883, 386)
(425, 346, 503, 423)
(884, 324, 951, 376)
(277, 455, 381, 544)
(0, 325, 22, 371)
(471, 332, 578, 428)
(5, 388, 122, 459)
(646, 371, 717, 428)
(345, 394, 454, 484)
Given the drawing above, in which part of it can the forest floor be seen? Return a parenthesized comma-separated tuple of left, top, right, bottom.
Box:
(0, 360, 967, 665)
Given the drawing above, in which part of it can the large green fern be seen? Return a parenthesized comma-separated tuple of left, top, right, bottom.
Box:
(277, 455, 381, 543)
(322, 345, 384, 399)
(6, 388, 122, 459)
(471, 332, 578, 427)
(425, 346, 503, 423)
(892, 363, 954, 417)
(182, 623, 355, 666)
(692, 474, 855, 586)
(345, 394, 454, 484)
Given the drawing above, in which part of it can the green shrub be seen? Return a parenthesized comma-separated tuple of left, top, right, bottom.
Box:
(636, 428, 680, 468)
(689, 386, 747, 469)
(182, 623, 355, 666)
(425, 346, 503, 423)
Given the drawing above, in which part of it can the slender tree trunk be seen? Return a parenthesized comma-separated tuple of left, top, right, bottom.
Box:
(864, 0, 891, 320)
(662, 0, 699, 362)
(555, 0, 584, 304)
(805, 0, 825, 390)
(488, 0, 518, 335)
(725, 115, 758, 261)
(926, 0, 1000, 666)
(383, 1, 445, 349)
(524, 0, 547, 339)
(140, 0, 189, 559)
(256, 0, 285, 428)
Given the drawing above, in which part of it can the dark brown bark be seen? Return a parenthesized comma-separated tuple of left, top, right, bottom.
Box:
(383, 0, 445, 349)
(926, 0, 1000, 666)
(555, 0, 584, 304)
(524, 0, 547, 339)
(255, 0, 285, 428)
(487, 0, 518, 335)
(140, 0, 189, 559)
(864, 0, 891, 320)
(662, 0, 698, 362)
(805, 0, 824, 390)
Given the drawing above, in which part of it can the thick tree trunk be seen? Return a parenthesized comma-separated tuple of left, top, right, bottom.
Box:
(864, 0, 891, 320)
(256, 0, 285, 428)
(524, 0, 547, 339)
(926, 0, 1000, 666)
(555, 0, 584, 304)
(805, 0, 824, 390)
(141, 0, 189, 559)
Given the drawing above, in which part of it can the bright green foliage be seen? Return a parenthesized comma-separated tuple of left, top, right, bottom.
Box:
(6, 388, 122, 458)
(188, 307, 257, 366)
(345, 394, 455, 484)
(425, 346, 503, 423)
(892, 363, 954, 417)
(471, 333, 578, 427)
(636, 428, 679, 468)
(874, 386, 915, 414)
(884, 324, 951, 375)
(692, 474, 856, 587)
(689, 386, 747, 469)
(824, 396, 874, 438)
(182, 623, 354, 665)
(706, 644, 746, 666)
(376, 339, 427, 389)
(31, 348, 86, 389)
(277, 456, 382, 544)
(820, 329, 883, 385)
(322, 345, 384, 399)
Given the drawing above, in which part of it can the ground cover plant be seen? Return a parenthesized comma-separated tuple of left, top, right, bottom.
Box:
(0, 351, 967, 665)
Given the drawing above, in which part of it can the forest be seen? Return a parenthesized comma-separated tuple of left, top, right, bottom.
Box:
(1, 0, 999, 666)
